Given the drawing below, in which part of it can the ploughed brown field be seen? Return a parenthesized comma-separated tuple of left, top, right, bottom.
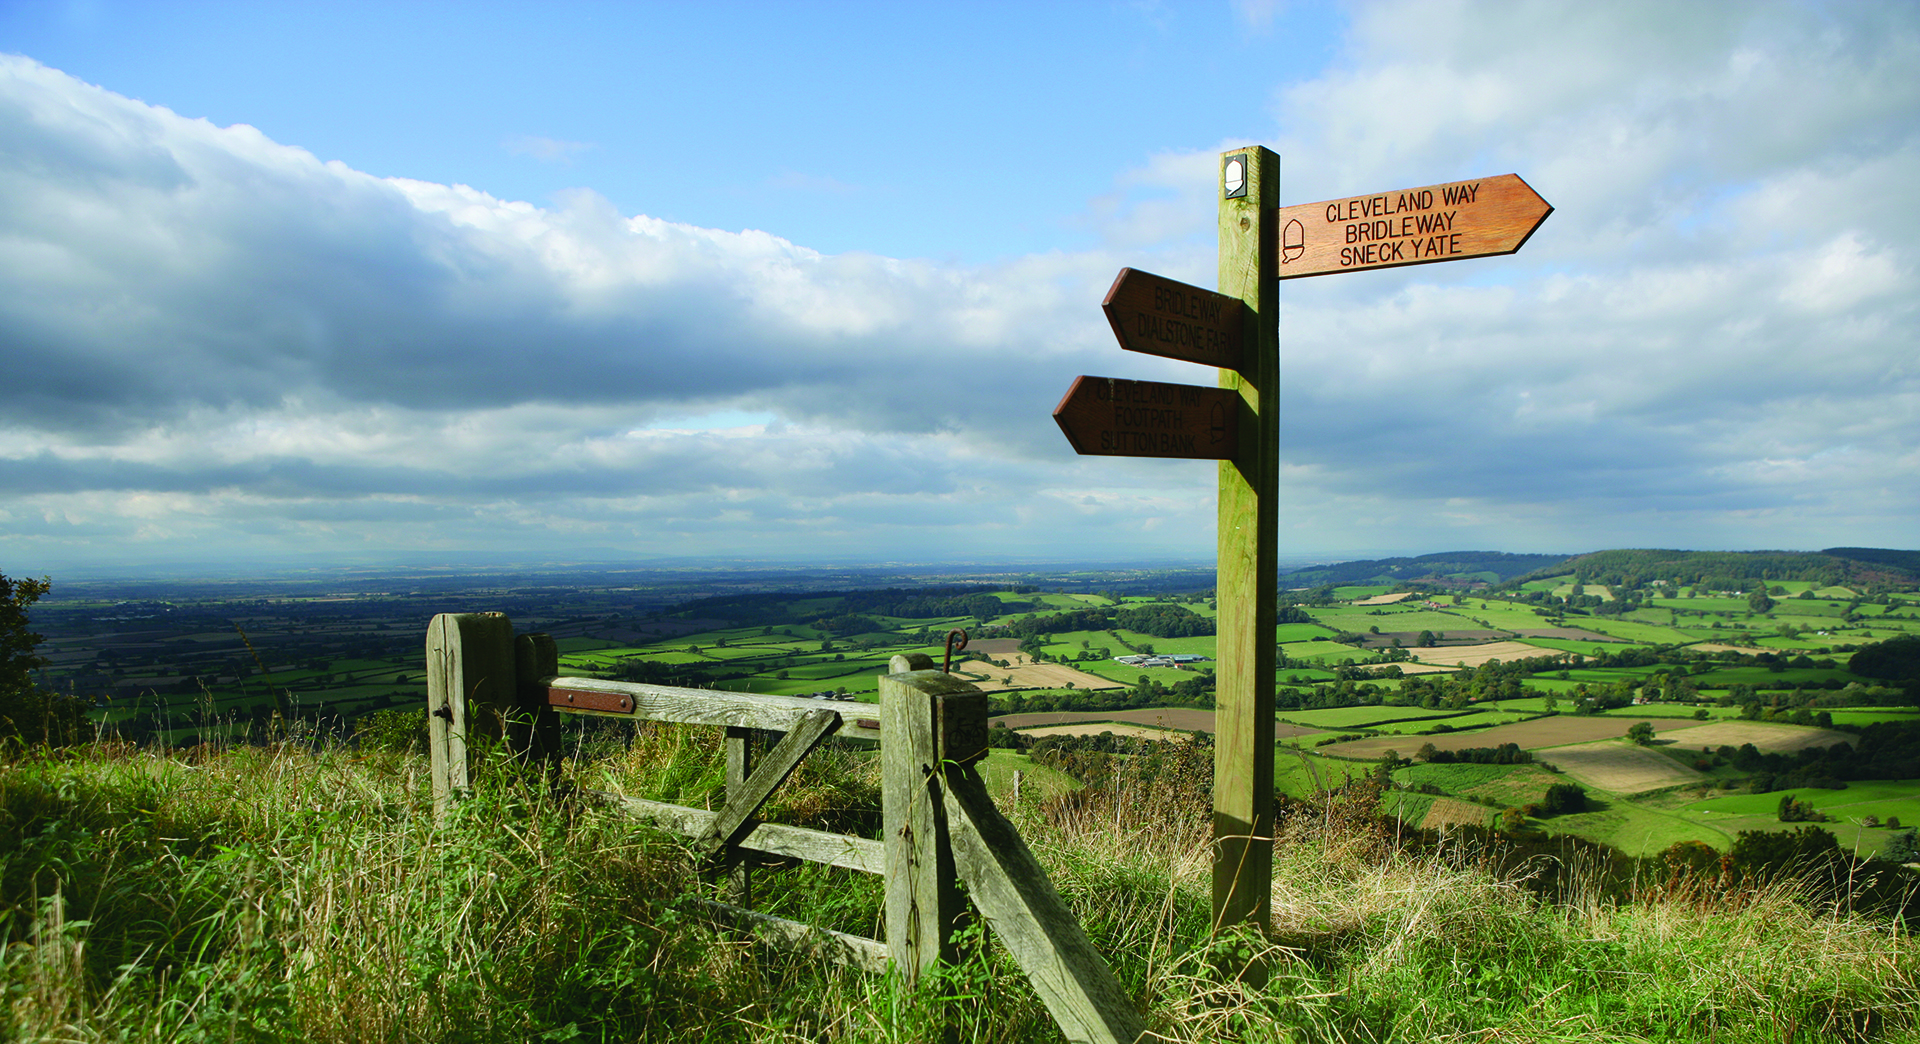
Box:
(955, 653, 1125, 693)
(1321, 714, 1702, 760)
(1406, 640, 1567, 668)
(1536, 741, 1702, 793)
(1018, 723, 1188, 741)
(1660, 720, 1854, 753)
(1422, 796, 1493, 831)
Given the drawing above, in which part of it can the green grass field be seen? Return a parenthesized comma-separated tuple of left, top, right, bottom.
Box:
(1310, 608, 1472, 633)
(1277, 641, 1366, 664)
(1824, 708, 1920, 726)
(1278, 705, 1467, 729)
(1571, 619, 1699, 644)
(1274, 748, 1370, 796)
(1547, 801, 1736, 857)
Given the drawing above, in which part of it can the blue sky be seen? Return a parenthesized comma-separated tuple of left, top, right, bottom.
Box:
(1, 1, 1916, 576)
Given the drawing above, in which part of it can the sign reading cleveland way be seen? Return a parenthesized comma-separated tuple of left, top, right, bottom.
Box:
(1275, 173, 1552, 279)
(1101, 268, 1244, 369)
(1052, 376, 1238, 460)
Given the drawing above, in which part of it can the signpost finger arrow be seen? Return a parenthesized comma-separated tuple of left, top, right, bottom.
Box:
(1276, 172, 1551, 279)
(1101, 268, 1244, 370)
(1051, 376, 1238, 460)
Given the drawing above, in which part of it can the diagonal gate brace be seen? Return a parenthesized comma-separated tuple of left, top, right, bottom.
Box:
(701, 708, 842, 856)
(941, 760, 1148, 1044)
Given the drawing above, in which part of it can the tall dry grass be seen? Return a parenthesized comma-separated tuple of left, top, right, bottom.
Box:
(3, 732, 1920, 1042)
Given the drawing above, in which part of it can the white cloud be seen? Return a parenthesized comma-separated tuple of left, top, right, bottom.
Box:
(3, 1, 1919, 572)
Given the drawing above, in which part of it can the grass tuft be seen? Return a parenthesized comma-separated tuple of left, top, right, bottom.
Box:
(4, 734, 1920, 1041)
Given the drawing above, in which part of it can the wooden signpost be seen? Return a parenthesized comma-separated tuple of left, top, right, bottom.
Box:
(1275, 173, 1552, 279)
(1101, 268, 1244, 369)
(1053, 152, 1549, 952)
(1051, 376, 1238, 459)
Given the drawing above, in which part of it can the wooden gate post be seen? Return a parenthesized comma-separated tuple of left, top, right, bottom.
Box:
(426, 612, 515, 819)
(1213, 145, 1279, 936)
(880, 664, 975, 983)
(514, 631, 562, 771)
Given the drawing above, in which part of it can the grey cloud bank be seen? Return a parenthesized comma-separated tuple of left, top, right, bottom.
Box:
(2, 1, 1916, 574)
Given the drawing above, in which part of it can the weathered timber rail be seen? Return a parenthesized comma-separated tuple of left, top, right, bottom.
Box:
(426, 612, 1146, 1044)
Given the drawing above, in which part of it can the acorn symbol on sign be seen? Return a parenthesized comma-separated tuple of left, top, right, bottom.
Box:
(1281, 219, 1305, 264)
(1210, 400, 1228, 445)
(1223, 155, 1247, 199)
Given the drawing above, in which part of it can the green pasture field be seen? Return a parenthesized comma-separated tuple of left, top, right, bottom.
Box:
(1684, 781, 1920, 819)
(1545, 802, 1733, 857)
(1676, 782, 1920, 859)
(1124, 634, 1217, 656)
(1690, 666, 1853, 688)
(1278, 705, 1467, 729)
(1275, 749, 1369, 797)
(1824, 708, 1920, 726)
(1552, 584, 1613, 601)
(1652, 596, 1757, 615)
(1274, 622, 1334, 642)
(1464, 603, 1557, 629)
(1518, 576, 1573, 592)
(1328, 585, 1394, 600)
(1275, 668, 1341, 684)
(1394, 762, 1566, 808)
(1083, 665, 1197, 689)
(1309, 608, 1469, 633)
(1514, 678, 1585, 694)
(1032, 593, 1108, 610)
(1383, 790, 1436, 825)
(1556, 665, 1664, 682)
(1478, 697, 1555, 713)
(1030, 629, 1119, 654)
(1608, 703, 1723, 719)
(1277, 642, 1366, 664)
(977, 749, 1081, 803)
(1571, 619, 1698, 644)
(1399, 709, 1538, 733)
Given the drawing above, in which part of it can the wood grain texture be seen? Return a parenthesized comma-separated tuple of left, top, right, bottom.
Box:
(942, 763, 1147, 1044)
(426, 612, 515, 821)
(704, 709, 841, 854)
(881, 670, 971, 983)
(586, 790, 885, 874)
(513, 632, 561, 770)
(541, 676, 879, 741)
(1051, 375, 1238, 459)
(1275, 173, 1550, 279)
(1101, 267, 1243, 369)
(1213, 146, 1278, 933)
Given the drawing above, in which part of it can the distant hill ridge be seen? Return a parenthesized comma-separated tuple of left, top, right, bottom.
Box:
(1279, 547, 1920, 591)
(1279, 551, 1569, 586)
(1504, 548, 1920, 589)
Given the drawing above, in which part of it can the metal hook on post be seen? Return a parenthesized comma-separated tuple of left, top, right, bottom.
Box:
(943, 629, 969, 674)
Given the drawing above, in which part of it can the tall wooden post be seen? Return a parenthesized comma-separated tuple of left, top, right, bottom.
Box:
(1212, 146, 1278, 935)
(426, 612, 516, 820)
(880, 665, 973, 983)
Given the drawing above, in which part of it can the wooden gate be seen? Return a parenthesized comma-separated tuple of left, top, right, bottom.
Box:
(425, 612, 1146, 1044)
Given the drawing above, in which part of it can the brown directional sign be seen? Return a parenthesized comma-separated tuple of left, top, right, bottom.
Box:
(1101, 268, 1243, 369)
(1051, 375, 1237, 459)
(1275, 173, 1551, 279)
